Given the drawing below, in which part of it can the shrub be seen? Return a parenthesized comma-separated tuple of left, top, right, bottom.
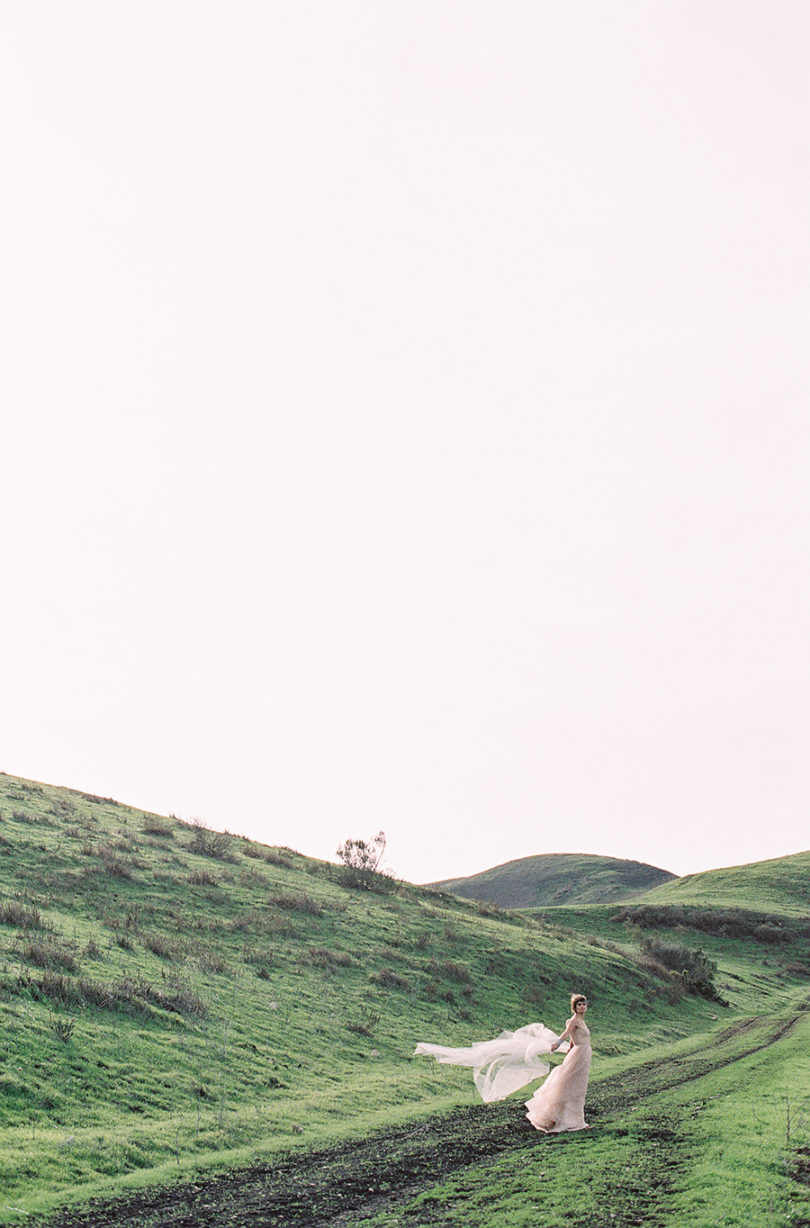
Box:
(17, 971, 79, 1005)
(143, 819, 174, 839)
(268, 892, 323, 916)
(335, 831, 395, 892)
(242, 844, 268, 860)
(143, 934, 181, 960)
(264, 850, 293, 869)
(0, 900, 42, 929)
(27, 974, 210, 1019)
(371, 967, 412, 991)
(138, 977, 208, 1018)
(618, 904, 798, 945)
(21, 941, 78, 973)
(306, 947, 353, 969)
(640, 937, 723, 1000)
(429, 959, 472, 983)
(189, 870, 219, 887)
(96, 848, 133, 879)
(194, 949, 232, 975)
(11, 809, 57, 828)
(186, 821, 237, 862)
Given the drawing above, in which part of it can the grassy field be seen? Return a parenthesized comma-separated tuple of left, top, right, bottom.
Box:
(1, 771, 808, 1226)
(354, 1012, 810, 1228)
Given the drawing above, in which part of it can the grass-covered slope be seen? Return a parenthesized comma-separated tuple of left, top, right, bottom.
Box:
(0, 773, 713, 1224)
(638, 849, 810, 917)
(2, 772, 809, 1228)
(429, 852, 675, 908)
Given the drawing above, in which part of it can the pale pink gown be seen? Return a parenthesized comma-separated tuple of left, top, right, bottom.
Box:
(525, 1016, 591, 1133)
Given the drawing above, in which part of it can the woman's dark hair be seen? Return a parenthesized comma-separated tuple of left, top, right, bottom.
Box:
(570, 993, 587, 1012)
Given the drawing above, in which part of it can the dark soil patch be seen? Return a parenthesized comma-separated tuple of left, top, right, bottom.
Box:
(34, 1105, 535, 1228)
(790, 1146, 810, 1184)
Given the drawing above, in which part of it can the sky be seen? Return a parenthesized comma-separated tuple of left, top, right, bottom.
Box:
(2, 1, 808, 886)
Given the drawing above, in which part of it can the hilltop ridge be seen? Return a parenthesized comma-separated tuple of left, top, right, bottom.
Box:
(428, 852, 675, 909)
(637, 848, 810, 917)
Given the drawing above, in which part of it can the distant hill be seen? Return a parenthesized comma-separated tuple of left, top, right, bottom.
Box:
(427, 852, 676, 908)
(638, 849, 810, 917)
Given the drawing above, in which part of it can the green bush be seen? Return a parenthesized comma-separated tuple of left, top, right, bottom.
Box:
(640, 937, 723, 1001)
(186, 821, 237, 862)
(618, 904, 799, 944)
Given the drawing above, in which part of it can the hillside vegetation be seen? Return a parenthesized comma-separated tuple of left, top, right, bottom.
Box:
(0, 772, 808, 1227)
(638, 849, 810, 917)
(429, 852, 675, 908)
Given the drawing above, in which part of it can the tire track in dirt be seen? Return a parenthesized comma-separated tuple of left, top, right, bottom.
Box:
(34, 1011, 804, 1228)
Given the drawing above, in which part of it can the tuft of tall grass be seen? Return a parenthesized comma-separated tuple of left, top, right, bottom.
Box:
(20, 940, 79, 973)
(371, 967, 412, 991)
(186, 822, 237, 862)
(268, 891, 323, 916)
(0, 900, 43, 929)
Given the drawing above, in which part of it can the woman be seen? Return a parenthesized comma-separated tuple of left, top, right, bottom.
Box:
(525, 993, 591, 1133)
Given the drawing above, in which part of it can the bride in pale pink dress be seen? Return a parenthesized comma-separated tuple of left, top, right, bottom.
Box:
(525, 993, 591, 1132)
(414, 993, 592, 1134)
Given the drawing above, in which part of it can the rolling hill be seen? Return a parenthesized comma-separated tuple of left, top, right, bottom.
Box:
(0, 771, 710, 1222)
(428, 852, 676, 908)
(1, 771, 808, 1227)
(637, 848, 810, 917)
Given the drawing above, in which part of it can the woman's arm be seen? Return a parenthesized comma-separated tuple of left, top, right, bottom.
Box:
(550, 1015, 576, 1052)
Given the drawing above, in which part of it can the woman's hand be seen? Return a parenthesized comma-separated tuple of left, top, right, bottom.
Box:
(550, 1041, 558, 1052)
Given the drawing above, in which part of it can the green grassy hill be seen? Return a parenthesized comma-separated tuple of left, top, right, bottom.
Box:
(0, 772, 808, 1227)
(429, 852, 675, 908)
(636, 849, 810, 917)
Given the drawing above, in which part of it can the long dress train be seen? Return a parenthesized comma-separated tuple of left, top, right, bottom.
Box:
(413, 1022, 569, 1103)
(525, 1019, 591, 1132)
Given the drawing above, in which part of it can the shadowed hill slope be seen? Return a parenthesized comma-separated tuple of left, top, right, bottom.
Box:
(428, 852, 675, 909)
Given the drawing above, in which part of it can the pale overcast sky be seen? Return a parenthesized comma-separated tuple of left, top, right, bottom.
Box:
(2, 2, 808, 885)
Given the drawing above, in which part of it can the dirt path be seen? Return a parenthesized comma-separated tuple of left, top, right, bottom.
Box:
(35, 1012, 802, 1228)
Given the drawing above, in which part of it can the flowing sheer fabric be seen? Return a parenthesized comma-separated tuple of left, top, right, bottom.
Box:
(525, 1019, 591, 1132)
(413, 1022, 569, 1103)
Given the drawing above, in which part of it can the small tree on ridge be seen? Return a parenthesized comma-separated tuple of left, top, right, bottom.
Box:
(335, 830, 391, 891)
